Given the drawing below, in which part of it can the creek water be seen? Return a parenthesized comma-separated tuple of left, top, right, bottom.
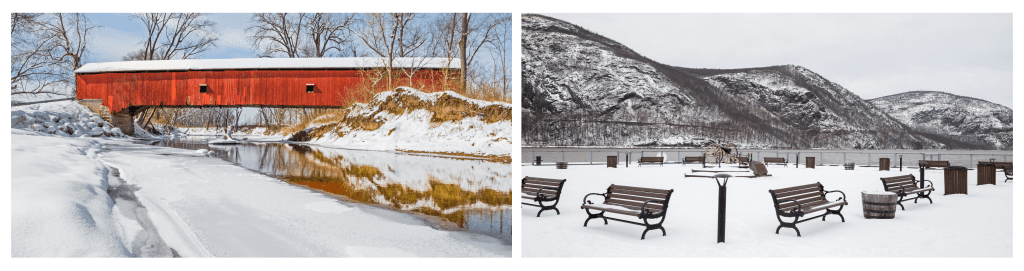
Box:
(140, 136, 512, 244)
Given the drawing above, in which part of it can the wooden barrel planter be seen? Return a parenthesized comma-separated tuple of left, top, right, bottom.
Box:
(607, 156, 617, 168)
(844, 163, 855, 170)
(879, 158, 890, 171)
(862, 191, 897, 219)
(556, 161, 569, 169)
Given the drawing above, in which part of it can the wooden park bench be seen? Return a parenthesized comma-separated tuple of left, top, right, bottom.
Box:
(638, 156, 664, 167)
(581, 184, 674, 240)
(522, 177, 566, 217)
(880, 175, 934, 210)
(682, 156, 704, 166)
(737, 156, 750, 168)
(919, 160, 950, 169)
(768, 182, 847, 237)
(763, 157, 787, 167)
(1004, 167, 1013, 182)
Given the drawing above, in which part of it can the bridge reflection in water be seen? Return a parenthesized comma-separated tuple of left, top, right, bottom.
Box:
(149, 137, 512, 243)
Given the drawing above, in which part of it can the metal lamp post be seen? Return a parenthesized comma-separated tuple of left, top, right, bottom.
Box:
(713, 173, 732, 243)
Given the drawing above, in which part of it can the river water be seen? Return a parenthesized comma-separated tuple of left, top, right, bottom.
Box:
(140, 136, 512, 244)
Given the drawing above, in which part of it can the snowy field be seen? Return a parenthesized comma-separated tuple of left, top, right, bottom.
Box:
(521, 163, 1012, 257)
(11, 129, 510, 257)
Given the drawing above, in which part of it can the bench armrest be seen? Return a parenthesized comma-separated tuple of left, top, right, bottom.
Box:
(918, 179, 934, 189)
(824, 190, 846, 202)
(640, 199, 665, 217)
(778, 199, 803, 215)
(533, 187, 559, 200)
(582, 193, 607, 207)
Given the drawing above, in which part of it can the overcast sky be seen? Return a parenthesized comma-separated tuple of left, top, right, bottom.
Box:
(543, 13, 1013, 109)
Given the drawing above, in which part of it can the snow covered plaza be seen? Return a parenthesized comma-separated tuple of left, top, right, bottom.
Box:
(521, 163, 1012, 257)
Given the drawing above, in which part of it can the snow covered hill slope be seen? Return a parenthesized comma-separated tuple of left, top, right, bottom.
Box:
(522, 14, 981, 149)
(869, 91, 1012, 150)
(290, 87, 512, 159)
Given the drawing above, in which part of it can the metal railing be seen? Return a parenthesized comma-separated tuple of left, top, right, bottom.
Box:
(524, 149, 1012, 169)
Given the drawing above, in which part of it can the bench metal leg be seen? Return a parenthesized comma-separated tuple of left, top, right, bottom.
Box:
(583, 209, 607, 227)
(823, 209, 846, 222)
(535, 199, 561, 217)
(640, 215, 667, 240)
(776, 216, 801, 237)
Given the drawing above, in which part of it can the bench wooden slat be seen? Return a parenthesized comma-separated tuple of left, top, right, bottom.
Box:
(772, 186, 823, 199)
(609, 190, 670, 201)
(604, 198, 664, 210)
(523, 177, 564, 185)
(583, 204, 641, 216)
(778, 196, 829, 211)
(524, 181, 565, 190)
(610, 184, 672, 195)
(606, 193, 666, 205)
(770, 183, 821, 194)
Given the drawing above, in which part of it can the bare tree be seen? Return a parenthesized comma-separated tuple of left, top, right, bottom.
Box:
(11, 13, 95, 98)
(248, 13, 304, 58)
(123, 13, 219, 61)
(248, 13, 355, 58)
(430, 13, 508, 92)
(355, 13, 428, 89)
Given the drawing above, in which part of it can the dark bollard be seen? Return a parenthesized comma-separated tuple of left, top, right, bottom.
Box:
(899, 155, 903, 172)
(919, 161, 927, 189)
(714, 173, 731, 243)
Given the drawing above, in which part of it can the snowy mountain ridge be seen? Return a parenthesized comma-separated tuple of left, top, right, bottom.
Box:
(868, 91, 1012, 149)
(522, 14, 1000, 149)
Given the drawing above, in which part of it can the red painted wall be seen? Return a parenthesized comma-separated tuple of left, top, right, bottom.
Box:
(76, 69, 455, 113)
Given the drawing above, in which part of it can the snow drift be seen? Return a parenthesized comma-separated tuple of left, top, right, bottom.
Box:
(290, 87, 512, 159)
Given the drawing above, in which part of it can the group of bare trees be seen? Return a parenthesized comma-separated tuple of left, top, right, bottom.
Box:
(11, 13, 95, 99)
(122, 13, 219, 61)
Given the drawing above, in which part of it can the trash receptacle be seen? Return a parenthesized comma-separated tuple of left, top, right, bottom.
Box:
(879, 158, 890, 171)
(806, 157, 815, 169)
(977, 162, 996, 186)
(944, 166, 968, 195)
(607, 156, 617, 168)
(535, 156, 542, 166)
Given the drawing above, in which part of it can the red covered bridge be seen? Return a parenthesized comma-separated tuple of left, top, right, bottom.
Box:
(74, 57, 459, 134)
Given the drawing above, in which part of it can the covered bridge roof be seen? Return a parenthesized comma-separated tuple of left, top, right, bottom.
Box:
(75, 57, 460, 74)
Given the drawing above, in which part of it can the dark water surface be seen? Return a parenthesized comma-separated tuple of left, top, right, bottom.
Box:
(141, 136, 512, 244)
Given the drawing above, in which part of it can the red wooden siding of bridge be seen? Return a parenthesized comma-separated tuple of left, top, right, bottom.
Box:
(76, 69, 454, 113)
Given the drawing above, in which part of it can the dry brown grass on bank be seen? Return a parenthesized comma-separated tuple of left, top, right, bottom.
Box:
(285, 88, 511, 141)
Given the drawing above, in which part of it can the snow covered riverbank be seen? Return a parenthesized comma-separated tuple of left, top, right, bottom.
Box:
(521, 163, 1012, 257)
(11, 130, 510, 257)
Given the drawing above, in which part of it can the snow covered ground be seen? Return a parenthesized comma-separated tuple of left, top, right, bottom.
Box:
(10, 129, 510, 257)
(521, 163, 1012, 257)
